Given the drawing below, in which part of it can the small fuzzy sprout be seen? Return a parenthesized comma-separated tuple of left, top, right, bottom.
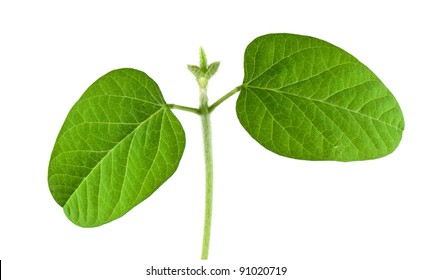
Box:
(188, 47, 220, 89)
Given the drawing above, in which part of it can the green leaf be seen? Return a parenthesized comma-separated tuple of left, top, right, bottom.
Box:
(236, 33, 404, 161)
(199, 47, 208, 70)
(205, 62, 220, 79)
(187, 64, 203, 78)
(48, 68, 186, 227)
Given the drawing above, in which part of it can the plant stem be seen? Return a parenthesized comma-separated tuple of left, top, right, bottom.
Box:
(188, 48, 233, 259)
(171, 85, 240, 259)
(167, 104, 201, 115)
(200, 86, 213, 260)
(209, 85, 242, 113)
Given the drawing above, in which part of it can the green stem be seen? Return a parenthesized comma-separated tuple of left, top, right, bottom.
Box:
(200, 86, 213, 260)
(168, 85, 237, 259)
(167, 104, 201, 115)
(188, 48, 235, 259)
(208, 85, 242, 113)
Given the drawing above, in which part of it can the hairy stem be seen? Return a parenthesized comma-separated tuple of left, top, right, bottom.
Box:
(171, 85, 240, 259)
(209, 85, 242, 113)
(200, 86, 213, 260)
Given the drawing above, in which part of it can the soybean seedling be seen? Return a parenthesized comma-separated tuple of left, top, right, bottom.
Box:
(48, 33, 404, 259)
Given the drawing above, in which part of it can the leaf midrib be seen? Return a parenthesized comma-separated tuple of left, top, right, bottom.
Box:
(58, 106, 166, 207)
(244, 85, 402, 131)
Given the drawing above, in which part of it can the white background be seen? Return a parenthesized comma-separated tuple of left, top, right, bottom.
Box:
(1, 0, 431, 279)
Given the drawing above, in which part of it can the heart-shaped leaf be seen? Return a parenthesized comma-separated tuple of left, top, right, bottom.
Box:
(48, 68, 185, 227)
(237, 33, 404, 161)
